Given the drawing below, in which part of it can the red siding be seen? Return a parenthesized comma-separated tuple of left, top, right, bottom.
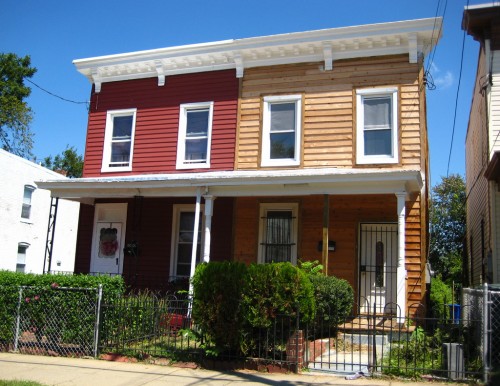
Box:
(75, 197, 234, 291)
(83, 70, 239, 177)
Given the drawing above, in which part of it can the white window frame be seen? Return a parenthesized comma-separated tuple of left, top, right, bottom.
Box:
(169, 204, 205, 278)
(176, 102, 214, 169)
(257, 203, 298, 265)
(261, 95, 302, 167)
(21, 185, 35, 220)
(356, 87, 398, 165)
(101, 108, 137, 172)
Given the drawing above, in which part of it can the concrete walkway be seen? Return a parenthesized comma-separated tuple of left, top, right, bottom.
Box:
(0, 353, 454, 385)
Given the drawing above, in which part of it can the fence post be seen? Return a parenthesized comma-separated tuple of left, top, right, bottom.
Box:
(372, 302, 377, 372)
(93, 284, 103, 358)
(483, 282, 489, 384)
(13, 286, 23, 352)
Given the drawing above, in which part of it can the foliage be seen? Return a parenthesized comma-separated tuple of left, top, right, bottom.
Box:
(429, 174, 466, 285)
(191, 262, 247, 352)
(298, 259, 323, 276)
(0, 271, 124, 343)
(41, 145, 83, 178)
(429, 276, 453, 320)
(308, 274, 354, 328)
(383, 326, 444, 378)
(0, 53, 37, 158)
(242, 262, 315, 328)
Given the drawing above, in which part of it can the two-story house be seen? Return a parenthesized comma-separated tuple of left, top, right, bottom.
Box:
(0, 149, 80, 274)
(38, 18, 441, 320)
(463, 3, 500, 286)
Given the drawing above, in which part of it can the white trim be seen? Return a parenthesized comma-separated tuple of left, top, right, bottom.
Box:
(169, 204, 205, 278)
(176, 102, 214, 170)
(261, 95, 302, 167)
(356, 87, 399, 165)
(74, 18, 441, 89)
(257, 202, 298, 265)
(101, 108, 137, 173)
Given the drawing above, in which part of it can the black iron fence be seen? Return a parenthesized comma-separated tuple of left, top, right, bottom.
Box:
(4, 284, 500, 382)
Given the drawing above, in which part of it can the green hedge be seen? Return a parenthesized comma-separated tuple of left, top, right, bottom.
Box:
(242, 262, 315, 328)
(191, 262, 316, 356)
(192, 261, 247, 351)
(308, 274, 354, 328)
(0, 271, 125, 344)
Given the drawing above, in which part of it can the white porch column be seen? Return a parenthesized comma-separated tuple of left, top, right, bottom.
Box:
(202, 195, 215, 263)
(396, 192, 407, 322)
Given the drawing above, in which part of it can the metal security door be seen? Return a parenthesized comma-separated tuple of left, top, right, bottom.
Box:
(359, 223, 398, 314)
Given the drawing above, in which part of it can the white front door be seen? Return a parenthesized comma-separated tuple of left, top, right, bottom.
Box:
(359, 223, 398, 314)
(90, 203, 127, 275)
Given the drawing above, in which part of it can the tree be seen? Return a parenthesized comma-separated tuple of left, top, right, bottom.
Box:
(42, 146, 83, 178)
(0, 53, 37, 158)
(429, 174, 466, 285)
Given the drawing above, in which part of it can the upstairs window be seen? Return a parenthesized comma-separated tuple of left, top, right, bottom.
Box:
(258, 203, 298, 264)
(102, 109, 137, 172)
(21, 185, 35, 220)
(176, 102, 213, 169)
(356, 88, 398, 165)
(261, 95, 302, 167)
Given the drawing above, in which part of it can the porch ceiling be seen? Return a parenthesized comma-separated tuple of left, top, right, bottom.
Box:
(36, 168, 423, 203)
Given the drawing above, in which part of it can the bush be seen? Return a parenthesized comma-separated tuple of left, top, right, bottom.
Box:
(429, 276, 453, 319)
(0, 271, 125, 344)
(191, 261, 247, 352)
(242, 262, 315, 328)
(309, 274, 354, 328)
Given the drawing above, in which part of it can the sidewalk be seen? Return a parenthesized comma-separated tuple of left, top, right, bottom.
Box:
(0, 352, 455, 385)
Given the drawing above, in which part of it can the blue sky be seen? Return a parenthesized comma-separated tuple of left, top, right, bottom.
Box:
(2, 0, 485, 186)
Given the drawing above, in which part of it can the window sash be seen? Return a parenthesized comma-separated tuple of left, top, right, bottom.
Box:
(102, 109, 136, 172)
(356, 88, 398, 164)
(177, 103, 213, 168)
(21, 186, 34, 219)
(262, 96, 301, 166)
(174, 210, 203, 277)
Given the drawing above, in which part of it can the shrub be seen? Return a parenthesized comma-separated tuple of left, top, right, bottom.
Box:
(191, 261, 247, 352)
(429, 276, 453, 319)
(309, 274, 354, 328)
(242, 262, 315, 328)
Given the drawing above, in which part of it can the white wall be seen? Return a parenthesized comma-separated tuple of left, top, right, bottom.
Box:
(0, 149, 79, 274)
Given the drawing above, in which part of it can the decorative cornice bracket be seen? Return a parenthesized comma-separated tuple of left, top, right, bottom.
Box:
(155, 60, 166, 86)
(91, 68, 102, 93)
(408, 33, 418, 63)
(322, 42, 333, 71)
(234, 53, 244, 78)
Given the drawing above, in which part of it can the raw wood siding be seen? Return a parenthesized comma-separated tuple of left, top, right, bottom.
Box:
(232, 194, 424, 307)
(236, 55, 423, 170)
(466, 45, 490, 286)
(83, 70, 238, 177)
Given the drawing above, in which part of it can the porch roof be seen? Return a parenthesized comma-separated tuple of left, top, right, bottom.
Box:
(37, 168, 423, 204)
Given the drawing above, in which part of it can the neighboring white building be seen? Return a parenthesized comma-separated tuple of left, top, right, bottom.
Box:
(0, 149, 79, 274)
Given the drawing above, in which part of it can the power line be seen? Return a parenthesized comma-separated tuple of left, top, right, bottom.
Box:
(26, 78, 88, 106)
(446, 0, 469, 177)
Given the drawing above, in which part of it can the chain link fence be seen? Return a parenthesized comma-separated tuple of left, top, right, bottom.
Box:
(463, 283, 500, 382)
(13, 285, 102, 357)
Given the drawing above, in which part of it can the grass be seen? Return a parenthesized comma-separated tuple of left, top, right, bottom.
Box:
(0, 381, 46, 386)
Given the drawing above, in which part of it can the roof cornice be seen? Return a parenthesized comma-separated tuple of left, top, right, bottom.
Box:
(74, 18, 442, 92)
